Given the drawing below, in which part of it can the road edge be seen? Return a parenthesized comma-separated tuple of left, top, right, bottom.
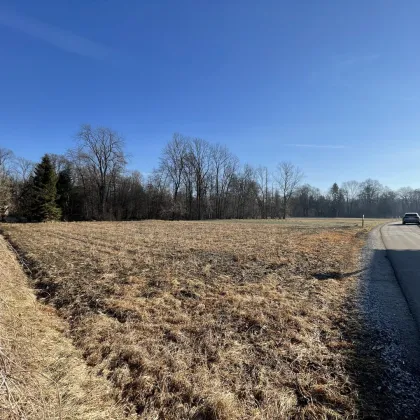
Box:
(358, 224, 420, 418)
(380, 222, 420, 335)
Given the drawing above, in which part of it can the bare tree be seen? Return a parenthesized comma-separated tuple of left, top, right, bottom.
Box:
(410, 189, 420, 213)
(358, 179, 383, 217)
(186, 138, 212, 220)
(159, 133, 188, 219)
(145, 170, 172, 218)
(13, 157, 35, 182)
(0, 148, 14, 220)
(276, 162, 304, 219)
(211, 144, 239, 219)
(255, 166, 270, 218)
(295, 184, 319, 217)
(181, 154, 195, 219)
(49, 154, 71, 174)
(228, 164, 259, 218)
(397, 187, 413, 208)
(72, 124, 127, 219)
(341, 180, 360, 216)
(0, 148, 13, 167)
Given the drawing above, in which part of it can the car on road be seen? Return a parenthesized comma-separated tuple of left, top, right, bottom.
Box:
(402, 212, 420, 225)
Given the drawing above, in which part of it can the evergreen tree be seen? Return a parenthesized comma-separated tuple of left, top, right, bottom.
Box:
(31, 155, 61, 221)
(17, 179, 36, 221)
(329, 182, 344, 217)
(56, 167, 73, 220)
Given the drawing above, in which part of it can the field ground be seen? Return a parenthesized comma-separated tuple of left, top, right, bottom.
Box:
(0, 218, 390, 419)
(0, 235, 131, 419)
(203, 217, 393, 228)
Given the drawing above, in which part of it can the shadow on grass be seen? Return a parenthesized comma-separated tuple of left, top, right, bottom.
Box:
(312, 269, 366, 280)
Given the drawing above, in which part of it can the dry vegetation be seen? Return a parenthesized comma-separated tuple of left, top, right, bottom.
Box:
(0, 235, 132, 419)
(0, 219, 387, 419)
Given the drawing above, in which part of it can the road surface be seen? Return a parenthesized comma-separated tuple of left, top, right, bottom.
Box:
(381, 222, 420, 330)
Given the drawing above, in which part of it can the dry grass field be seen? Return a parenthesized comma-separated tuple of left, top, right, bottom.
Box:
(0, 219, 388, 419)
(0, 235, 132, 419)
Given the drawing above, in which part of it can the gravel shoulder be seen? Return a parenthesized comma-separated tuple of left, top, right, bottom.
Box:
(359, 224, 420, 418)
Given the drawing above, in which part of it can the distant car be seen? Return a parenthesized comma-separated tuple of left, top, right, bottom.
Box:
(402, 213, 420, 225)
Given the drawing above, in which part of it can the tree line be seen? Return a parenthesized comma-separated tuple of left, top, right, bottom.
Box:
(0, 125, 415, 222)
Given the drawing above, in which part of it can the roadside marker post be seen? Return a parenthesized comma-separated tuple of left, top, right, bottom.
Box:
(362, 215, 364, 228)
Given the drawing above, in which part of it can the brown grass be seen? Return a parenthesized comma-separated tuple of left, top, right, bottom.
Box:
(0, 235, 133, 419)
(0, 219, 388, 419)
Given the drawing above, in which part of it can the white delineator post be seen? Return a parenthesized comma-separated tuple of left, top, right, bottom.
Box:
(362, 214, 364, 228)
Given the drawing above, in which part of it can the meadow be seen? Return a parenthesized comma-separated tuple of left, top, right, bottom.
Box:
(0, 218, 388, 419)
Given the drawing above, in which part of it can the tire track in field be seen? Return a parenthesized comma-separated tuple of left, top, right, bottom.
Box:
(42, 230, 139, 256)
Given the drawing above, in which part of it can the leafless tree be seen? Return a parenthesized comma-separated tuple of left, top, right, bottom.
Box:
(358, 179, 383, 217)
(294, 184, 320, 217)
(159, 133, 188, 219)
(255, 166, 270, 218)
(0, 148, 14, 169)
(13, 157, 35, 182)
(186, 138, 212, 220)
(397, 187, 418, 215)
(71, 124, 127, 219)
(0, 148, 14, 220)
(341, 180, 360, 216)
(359, 179, 382, 203)
(49, 154, 71, 174)
(211, 144, 239, 219)
(7, 133, 420, 221)
(410, 189, 420, 212)
(276, 162, 304, 219)
(232, 164, 259, 218)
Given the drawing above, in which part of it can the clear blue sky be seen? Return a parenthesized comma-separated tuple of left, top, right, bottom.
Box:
(1, 0, 419, 191)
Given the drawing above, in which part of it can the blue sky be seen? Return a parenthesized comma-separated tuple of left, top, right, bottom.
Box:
(1, 0, 420, 191)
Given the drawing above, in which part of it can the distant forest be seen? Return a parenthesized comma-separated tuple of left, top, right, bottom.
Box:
(0, 125, 415, 222)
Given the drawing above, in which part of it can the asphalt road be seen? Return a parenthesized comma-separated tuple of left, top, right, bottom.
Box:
(381, 222, 420, 330)
(363, 224, 420, 417)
